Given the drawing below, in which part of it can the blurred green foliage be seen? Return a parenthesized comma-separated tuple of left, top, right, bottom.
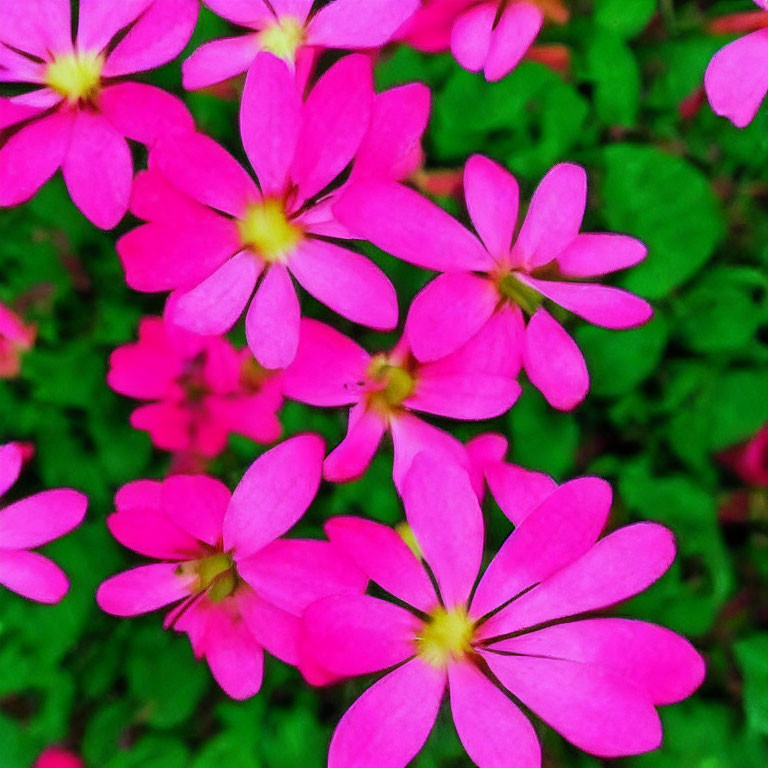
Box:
(1, 1, 767, 766)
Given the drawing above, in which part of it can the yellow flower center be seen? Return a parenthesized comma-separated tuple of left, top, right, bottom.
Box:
(497, 272, 543, 315)
(366, 355, 415, 414)
(417, 606, 475, 668)
(177, 552, 239, 604)
(259, 17, 306, 62)
(46, 51, 104, 103)
(238, 200, 303, 263)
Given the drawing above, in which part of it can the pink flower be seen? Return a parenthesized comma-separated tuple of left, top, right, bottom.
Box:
(282, 317, 521, 489)
(396, 0, 568, 81)
(34, 748, 84, 768)
(119, 53, 425, 369)
(107, 316, 283, 458)
(335, 155, 652, 410)
(304, 453, 705, 768)
(0, 300, 36, 378)
(705, 1, 768, 127)
(96, 435, 365, 700)
(183, 0, 419, 90)
(718, 425, 768, 487)
(0, 442, 87, 604)
(0, 0, 198, 229)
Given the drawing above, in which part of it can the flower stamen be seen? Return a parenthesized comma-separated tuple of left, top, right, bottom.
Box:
(46, 51, 104, 103)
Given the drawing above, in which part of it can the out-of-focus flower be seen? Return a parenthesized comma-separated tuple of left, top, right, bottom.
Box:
(96, 436, 365, 700)
(34, 747, 84, 768)
(183, 0, 419, 90)
(336, 155, 652, 411)
(0, 442, 87, 604)
(718, 425, 768, 487)
(0, 301, 36, 378)
(108, 316, 283, 458)
(0, 0, 198, 228)
(705, 0, 768, 127)
(304, 453, 705, 768)
(282, 317, 520, 489)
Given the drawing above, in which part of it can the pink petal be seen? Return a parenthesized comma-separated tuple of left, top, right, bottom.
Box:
(130, 402, 195, 453)
(0, 489, 86, 549)
(204, 612, 264, 700)
(129, 167, 201, 221)
(466, 432, 508, 499)
(102, 0, 199, 77)
(183, 33, 261, 91)
(705, 28, 768, 128)
(241, 52, 301, 196)
(450, 4, 496, 73)
(324, 404, 386, 483)
(77, 0, 154, 52)
(483, 523, 676, 638)
(223, 434, 325, 559)
(402, 452, 483, 608)
(304, 594, 419, 677)
(203, 0, 274, 25)
(464, 153, 519, 257)
(162, 475, 230, 547)
(172, 252, 261, 336)
(521, 277, 654, 330)
(448, 660, 541, 768)
(291, 54, 373, 202)
(406, 272, 498, 362)
(96, 563, 193, 616)
(351, 83, 431, 183)
(152, 130, 258, 217)
(334, 181, 493, 272)
(282, 318, 369, 407)
(99, 82, 194, 147)
(0, 442, 23, 498)
(328, 659, 446, 768)
(513, 163, 586, 270)
(0, 0, 71, 58)
(0, 109, 73, 208)
(107, 508, 201, 561)
(490, 618, 705, 706)
(325, 516, 438, 612)
(0, 549, 69, 604)
(523, 308, 589, 411)
(471, 476, 612, 622)
(246, 264, 301, 369)
(484, 653, 663, 758)
(289, 239, 398, 330)
(484, 2, 544, 82)
(308, 0, 420, 48)
(0, 97, 44, 131)
(484, 462, 557, 526)
(556, 233, 648, 278)
(62, 110, 132, 229)
(0, 45, 46, 83)
(239, 590, 302, 665)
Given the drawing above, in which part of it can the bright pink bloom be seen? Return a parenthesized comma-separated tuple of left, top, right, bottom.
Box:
(108, 316, 283, 458)
(719, 425, 768, 487)
(282, 317, 521, 489)
(304, 453, 705, 768)
(96, 435, 365, 700)
(0, 301, 36, 377)
(335, 155, 652, 410)
(34, 748, 84, 768)
(0, 442, 87, 604)
(119, 53, 427, 369)
(0, 0, 198, 228)
(183, 0, 419, 90)
(705, 1, 768, 127)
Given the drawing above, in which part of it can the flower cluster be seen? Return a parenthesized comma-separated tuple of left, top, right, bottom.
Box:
(0, 2, 719, 766)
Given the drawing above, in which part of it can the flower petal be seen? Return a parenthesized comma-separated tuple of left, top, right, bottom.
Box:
(239, 590, 302, 665)
(308, 0, 420, 48)
(162, 475, 230, 547)
(0, 0, 71, 58)
(203, 0, 274, 25)
(450, 4, 496, 73)
(323, 404, 386, 483)
(484, 2, 544, 82)
(484, 462, 557, 526)
(556, 233, 648, 278)
(0, 442, 23, 498)
(0, 97, 45, 131)
(0, 549, 69, 604)
(0, 489, 86, 549)
(107, 506, 200, 562)
(96, 563, 194, 616)
(77, 0, 154, 53)
(183, 33, 261, 91)
(204, 611, 264, 700)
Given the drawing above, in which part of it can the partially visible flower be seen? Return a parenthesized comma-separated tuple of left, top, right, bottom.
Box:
(0, 0, 198, 229)
(705, 0, 768, 127)
(96, 435, 365, 700)
(108, 316, 283, 458)
(183, 0, 419, 90)
(304, 453, 705, 768)
(396, 0, 569, 82)
(718, 425, 768, 487)
(0, 300, 36, 377)
(0, 442, 87, 604)
(34, 748, 84, 768)
(119, 53, 418, 369)
(282, 317, 521, 489)
(335, 154, 652, 411)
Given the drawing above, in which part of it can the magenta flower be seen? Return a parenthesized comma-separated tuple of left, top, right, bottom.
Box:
(96, 435, 365, 700)
(108, 316, 283, 458)
(304, 453, 705, 768)
(119, 53, 415, 369)
(0, 442, 87, 604)
(183, 0, 419, 90)
(335, 155, 652, 410)
(705, 0, 768, 127)
(282, 317, 521, 489)
(0, 0, 199, 228)
(0, 300, 36, 378)
(34, 748, 84, 768)
(718, 424, 768, 487)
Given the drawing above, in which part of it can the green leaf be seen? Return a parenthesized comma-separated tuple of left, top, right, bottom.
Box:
(585, 31, 640, 127)
(734, 634, 768, 735)
(594, 0, 656, 38)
